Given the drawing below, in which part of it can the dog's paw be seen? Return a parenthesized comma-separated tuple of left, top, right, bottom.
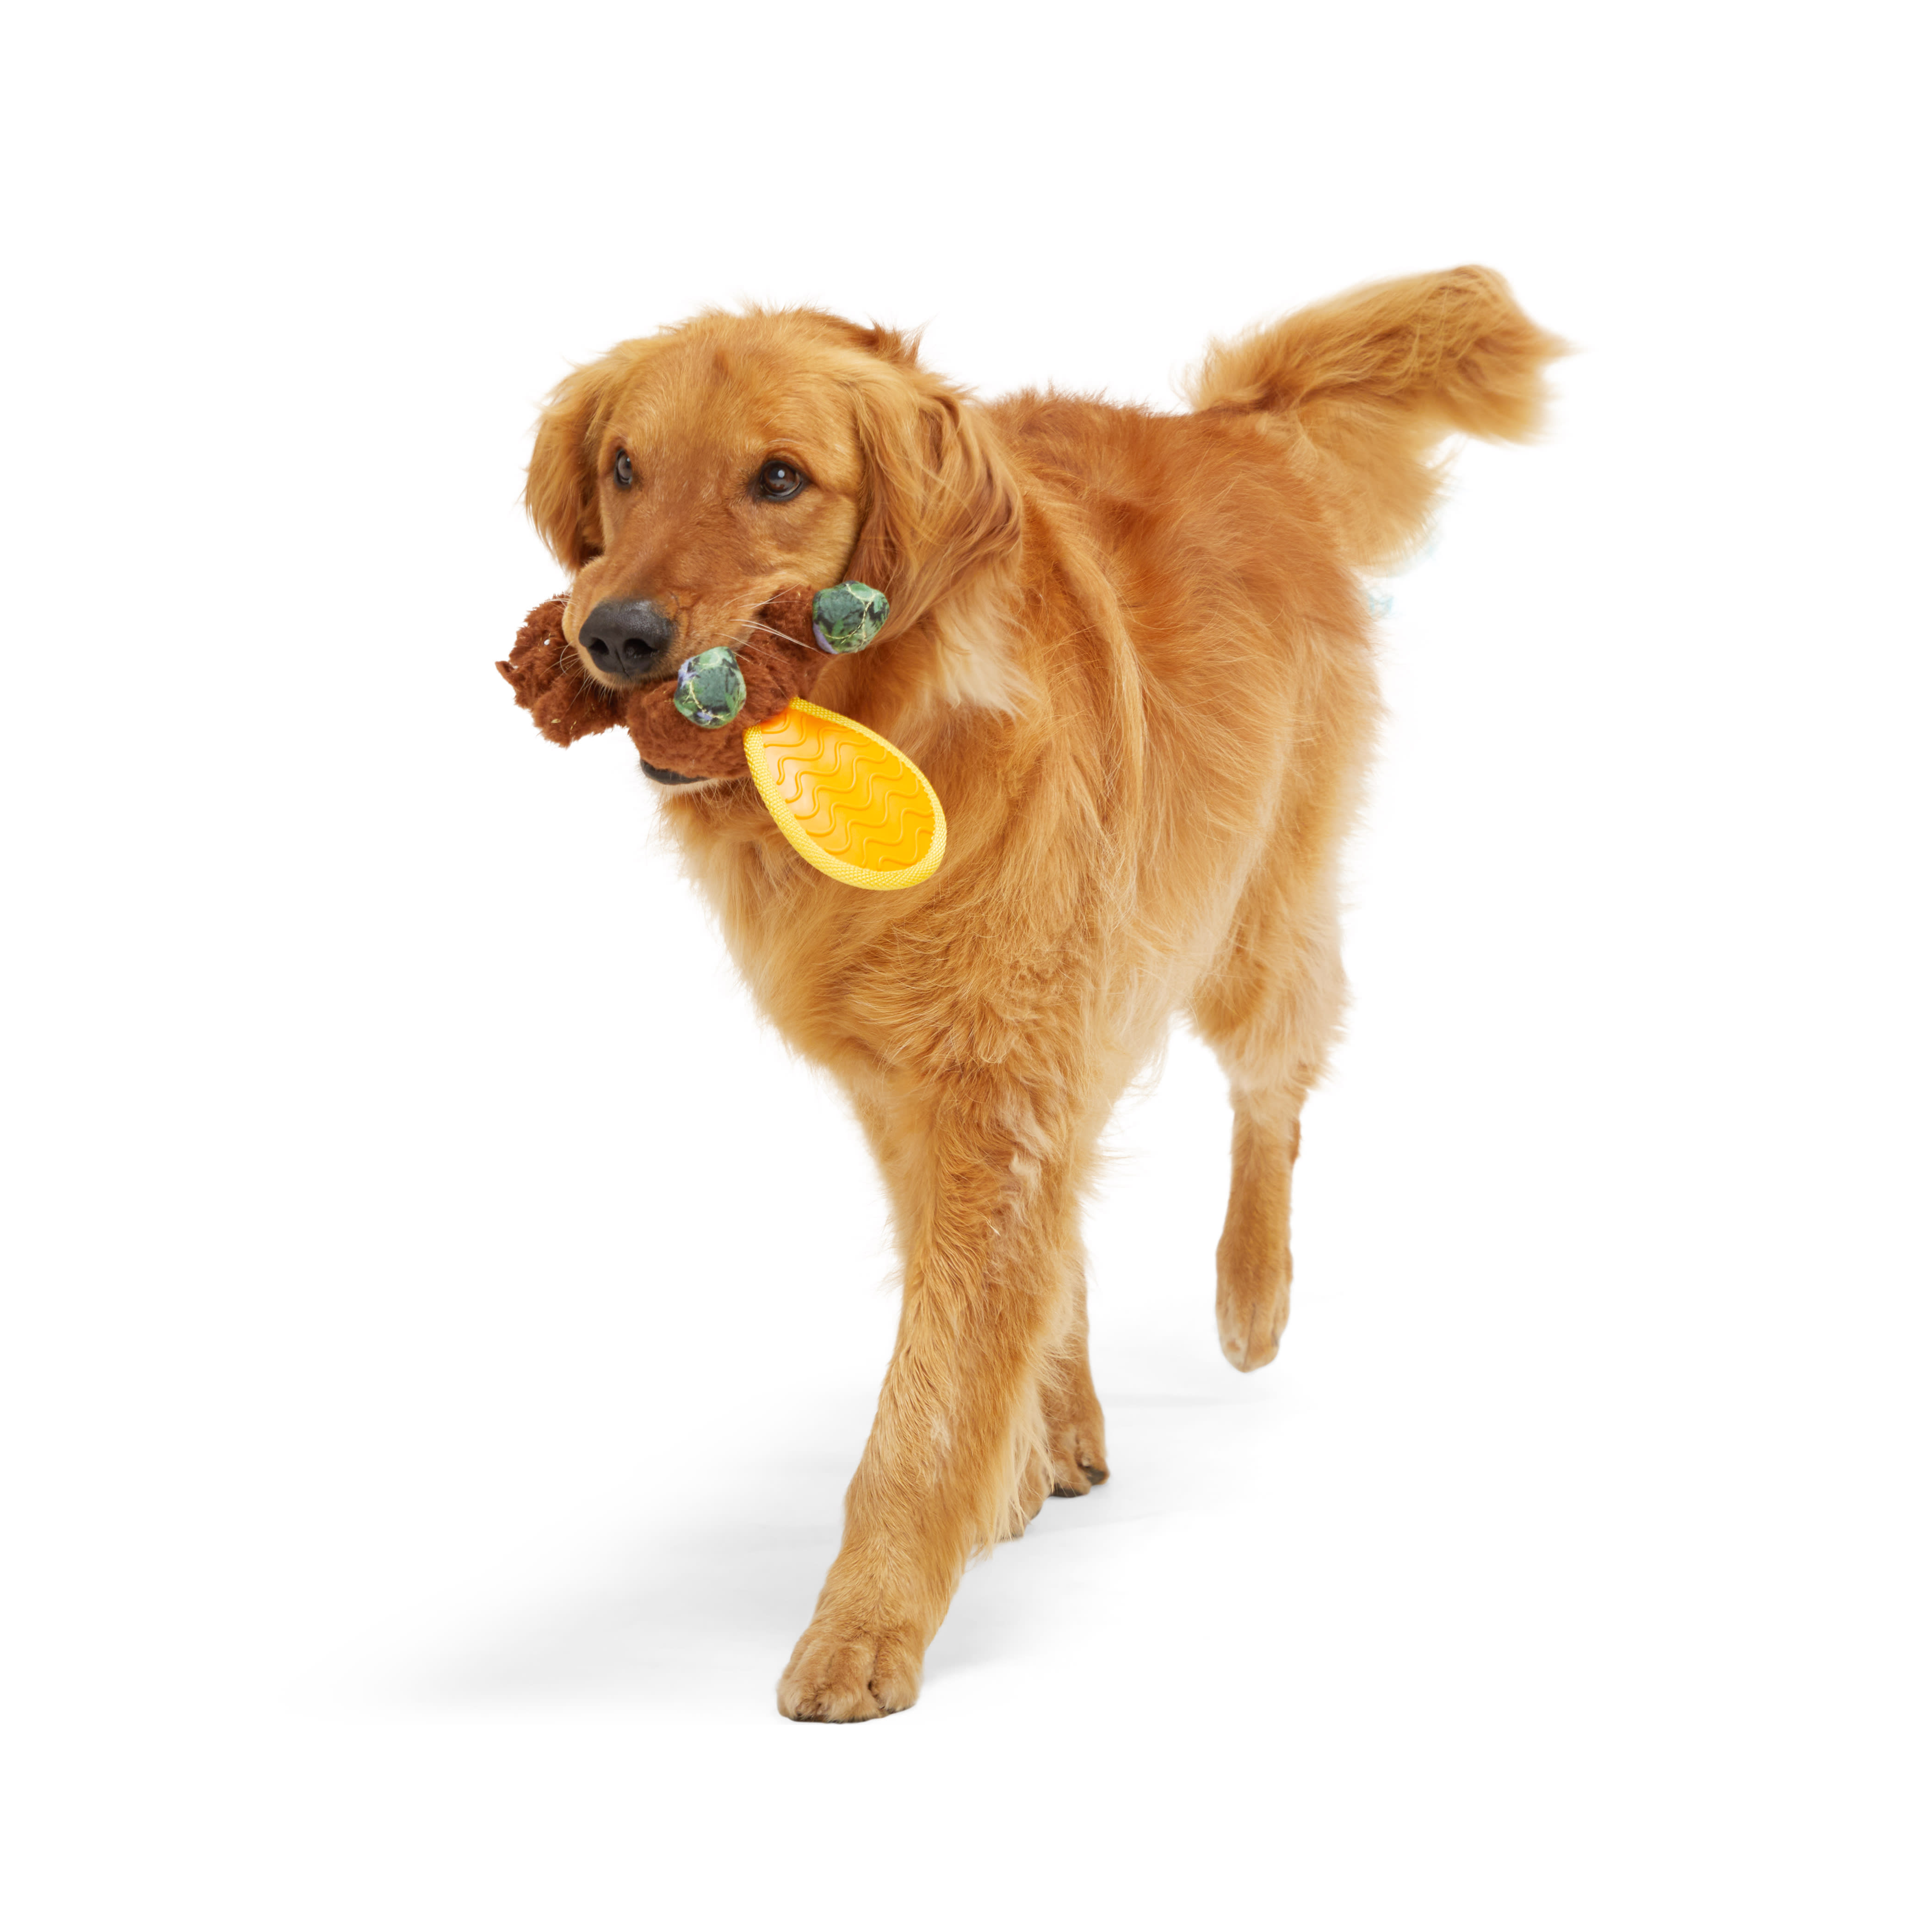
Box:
(777, 1616, 923, 1723)
(1216, 1268, 1289, 1371)
(1046, 1402, 1109, 1497)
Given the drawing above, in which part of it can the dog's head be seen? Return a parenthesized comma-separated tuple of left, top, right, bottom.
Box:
(525, 310, 1022, 707)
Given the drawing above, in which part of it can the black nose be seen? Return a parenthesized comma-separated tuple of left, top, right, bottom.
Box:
(580, 599, 677, 680)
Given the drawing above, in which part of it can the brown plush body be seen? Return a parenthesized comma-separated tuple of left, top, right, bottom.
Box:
(498, 584, 825, 778)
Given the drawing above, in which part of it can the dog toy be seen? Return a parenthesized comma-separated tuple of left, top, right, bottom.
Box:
(498, 583, 946, 891)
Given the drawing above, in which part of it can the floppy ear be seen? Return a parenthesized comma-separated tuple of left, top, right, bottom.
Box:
(844, 352, 1023, 636)
(525, 362, 613, 571)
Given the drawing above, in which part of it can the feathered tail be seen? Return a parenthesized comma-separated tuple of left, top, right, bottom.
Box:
(1185, 266, 1568, 568)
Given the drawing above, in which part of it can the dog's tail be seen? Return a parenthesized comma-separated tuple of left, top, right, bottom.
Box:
(1183, 266, 1567, 569)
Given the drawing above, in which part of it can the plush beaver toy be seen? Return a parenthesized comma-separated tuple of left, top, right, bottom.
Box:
(499, 582, 946, 890)
(498, 584, 842, 782)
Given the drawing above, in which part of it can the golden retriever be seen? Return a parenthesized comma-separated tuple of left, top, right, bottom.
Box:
(522, 267, 1563, 1720)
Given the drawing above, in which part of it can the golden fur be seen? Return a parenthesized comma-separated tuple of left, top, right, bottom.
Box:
(524, 267, 1564, 1720)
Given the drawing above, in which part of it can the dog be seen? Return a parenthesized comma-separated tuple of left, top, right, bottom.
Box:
(522, 267, 1563, 1720)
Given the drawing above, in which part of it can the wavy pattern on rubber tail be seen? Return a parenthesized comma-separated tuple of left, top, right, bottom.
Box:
(742, 700, 947, 892)
(768, 727, 926, 868)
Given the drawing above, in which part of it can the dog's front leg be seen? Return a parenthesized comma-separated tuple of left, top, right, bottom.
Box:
(777, 1091, 1080, 1722)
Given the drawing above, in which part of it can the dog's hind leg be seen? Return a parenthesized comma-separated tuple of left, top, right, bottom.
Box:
(1212, 1082, 1308, 1371)
(1040, 1260, 1108, 1496)
(1190, 870, 1346, 1372)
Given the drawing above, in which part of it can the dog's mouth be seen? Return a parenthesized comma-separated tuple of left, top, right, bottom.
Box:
(626, 618, 786, 789)
(639, 756, 706, 786)
(593, 584, 860, 793)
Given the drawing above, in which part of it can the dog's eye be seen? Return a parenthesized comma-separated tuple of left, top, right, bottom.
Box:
(758, 459, 807, 502)
(614, 450, 633, 489)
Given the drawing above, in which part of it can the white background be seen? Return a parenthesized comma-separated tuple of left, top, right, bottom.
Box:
(3, 2, 1926, 1926)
